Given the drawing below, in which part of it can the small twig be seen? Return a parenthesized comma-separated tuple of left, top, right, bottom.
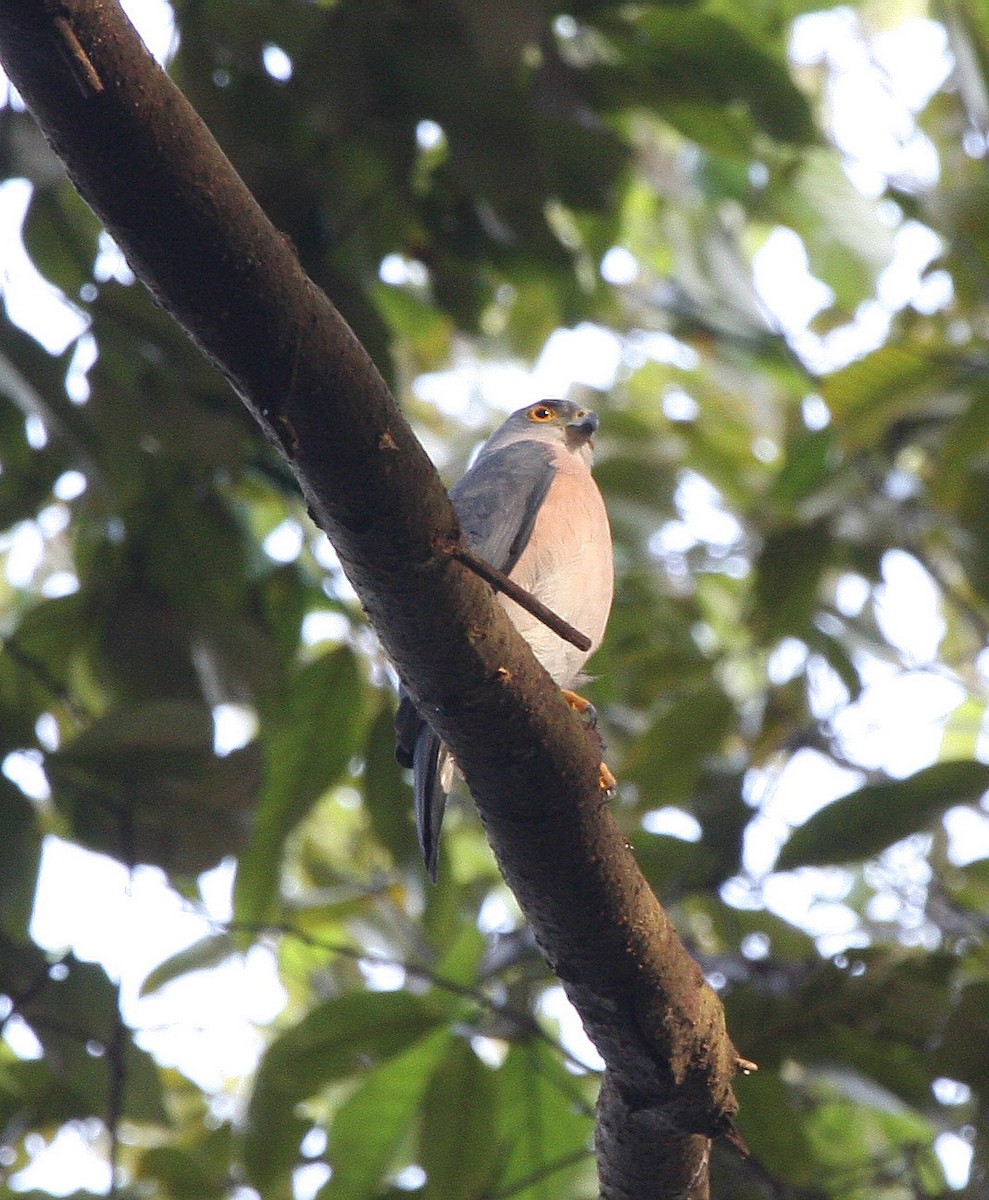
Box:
(52, 13, 104, 97)
(442, 542, 592, 653)
(227, 919, 600, 1079)
(2, 637, 88, 725)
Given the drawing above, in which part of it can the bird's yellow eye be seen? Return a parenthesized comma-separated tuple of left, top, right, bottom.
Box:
(530, 404, 555, 423)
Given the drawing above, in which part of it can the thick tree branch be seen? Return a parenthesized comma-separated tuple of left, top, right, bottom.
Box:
(0, 3, 743, 1195)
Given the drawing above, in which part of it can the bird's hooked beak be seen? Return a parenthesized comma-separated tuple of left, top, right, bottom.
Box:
(566, 408, 599, 449)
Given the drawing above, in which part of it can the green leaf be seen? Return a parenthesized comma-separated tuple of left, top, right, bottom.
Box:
(361, 700, 417, 868)
(138, 1140, 231, 1200)
(801, 1074, 940, 1186)
(735, 1071, 817, 1188)
(0, 1057, 88, 1135)
(940, 696, 986, 762)
(934, 981, 989, 1090)
(626, 683, 735, 806)
(420, 1038, 499, 1200)
(827, 1026, 936, 1110)
(0, 341, 73, 530)
(320, 1030, 451, 1200)
(242, 991, 446, 1190)
(12, 952, 168, 1125)
(659, 102, 762, 162)
(804, 626, 863, 701)
(1, 594, 94, 740)
(751, 520, 832, 642)
(945, 460, 989, 607)
(492, 1043, 594, 1200)
(822, 346, 947, 452)
(0, 779, 41, 938)
(590, 11, 815, 145)
(775, 151, 897, 311)
(55, 698, 213, 764)
(47, 701, 262, 874)
(945, 856, 989, 914)
(433, 923, 486, 992)
(140, 933, 239, 997)
(143, 484, 250, 620)
(928, 383, 989, 510)
(235, 646, 368, 924)
(22, 181, 101, 296)
(766, 426, 837, 515)
(373, 284, 455, 375)
(777, 760, 989, 870)
(632, 831, 721, 896)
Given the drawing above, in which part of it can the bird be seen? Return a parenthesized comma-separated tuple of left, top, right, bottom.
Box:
(395, 399, 614, 880)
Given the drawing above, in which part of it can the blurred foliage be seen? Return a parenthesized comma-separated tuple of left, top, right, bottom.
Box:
(1, 0, 989, 1197)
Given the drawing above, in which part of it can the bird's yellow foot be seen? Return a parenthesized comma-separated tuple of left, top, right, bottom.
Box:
(561, 689, 599, 729)
(561, 687, 592, 712)
(561, 690, 615, 791)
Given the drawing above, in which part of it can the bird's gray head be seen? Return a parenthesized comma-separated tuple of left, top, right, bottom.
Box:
(479, 400, 600, 463)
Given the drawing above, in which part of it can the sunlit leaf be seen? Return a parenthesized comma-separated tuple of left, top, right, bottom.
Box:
(242, 991, 447, 1190)
(140, 934, 239, 998)
(775, 151, 897, 310)
(22, 181, 101, 296)
(777, 761, 989, 870)
(320, 1030, 451, 1200)
(235, 646, 367, 924)
(420, 1037, 499, 1200)
(492, 1043, 595, 1200)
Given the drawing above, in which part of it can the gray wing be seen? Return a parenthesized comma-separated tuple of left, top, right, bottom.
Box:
(451, 441, 556, 573)
(396, 439, 556, 880)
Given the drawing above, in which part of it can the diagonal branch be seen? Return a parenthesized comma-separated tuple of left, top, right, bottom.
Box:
(443, 541, 593, 652)
(0, 3, 744, 1196)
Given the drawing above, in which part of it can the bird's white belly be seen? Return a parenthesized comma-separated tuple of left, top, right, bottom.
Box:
(501, 461, 613, 689)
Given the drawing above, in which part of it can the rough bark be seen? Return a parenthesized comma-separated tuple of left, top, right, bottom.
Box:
(0, 3, 744, 1195)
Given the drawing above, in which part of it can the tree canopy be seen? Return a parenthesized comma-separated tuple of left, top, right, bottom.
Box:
(0, 1, 988, 1199)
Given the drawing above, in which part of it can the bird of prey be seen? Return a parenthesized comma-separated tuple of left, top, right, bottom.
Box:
(395, 399, 614, 879)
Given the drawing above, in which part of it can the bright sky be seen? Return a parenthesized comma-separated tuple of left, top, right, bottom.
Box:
(0, 5, 984, 1193)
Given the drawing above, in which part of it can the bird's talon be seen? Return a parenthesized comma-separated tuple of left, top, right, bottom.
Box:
(562, 688, 598, 728)
(599, 761, 617, 792)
